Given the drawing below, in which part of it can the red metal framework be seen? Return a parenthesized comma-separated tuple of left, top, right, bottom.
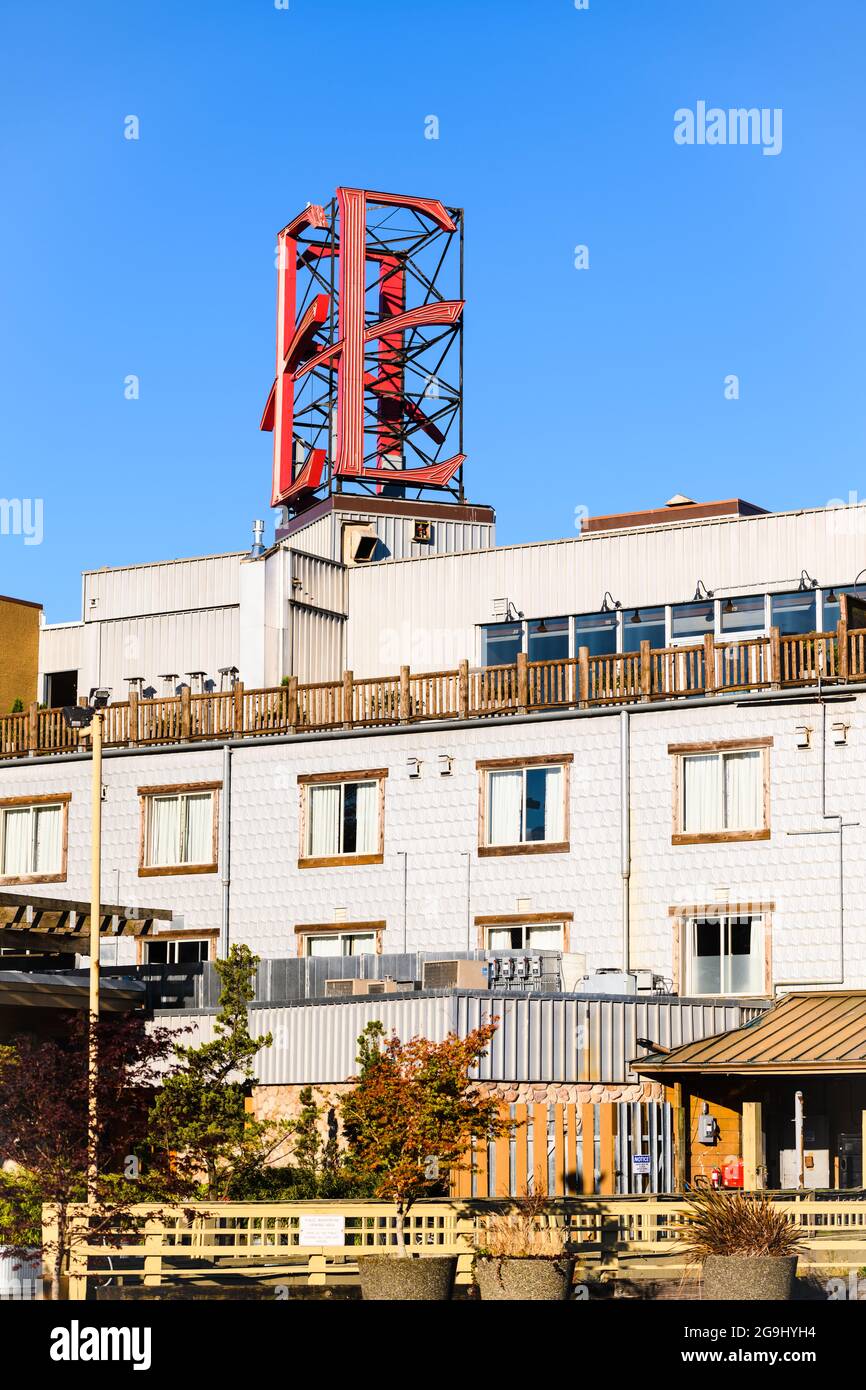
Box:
(261, 187, 466, 514)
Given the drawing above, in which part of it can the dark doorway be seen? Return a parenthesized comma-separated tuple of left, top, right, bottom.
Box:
(45, 670, 78, 707)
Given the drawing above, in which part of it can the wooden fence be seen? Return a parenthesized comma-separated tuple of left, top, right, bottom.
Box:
(45, 1193, 866, 1297)
(453, 1100, 673, 1199)
(4, 622, 864, 760)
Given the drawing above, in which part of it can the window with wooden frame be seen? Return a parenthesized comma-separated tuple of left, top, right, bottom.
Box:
(669, 738, 771, 844)
(0, 793, 70, 884)
(143, 937, 213, 965)
(475, 912, 571, 951)
(298, 770, 387, 867)
(294, 921, 385, 957)
(670, 902, 773, 998)
(476, 755, 571, 856)
(138, 782, 220, 876)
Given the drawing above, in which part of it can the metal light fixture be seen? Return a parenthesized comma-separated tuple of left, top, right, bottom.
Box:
(723, 597, 735, 614)
(693, 579, 714, 601)
(630, 609, 642, 624)
(600, 591, 621, 613)
(825, 587, 837, 605)
(798, 569, 818, 592)
(62, 704, 94, 730)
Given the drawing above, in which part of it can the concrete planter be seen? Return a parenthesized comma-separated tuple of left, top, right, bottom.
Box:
(475, 1255, 574, 1301)
(356, 1254, 456, 1301)
(702, 1255, 798, 1301)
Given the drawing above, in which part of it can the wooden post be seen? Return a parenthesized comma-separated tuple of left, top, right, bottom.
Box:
(770, 625, 781, 688)
(180, 685, 191, 740)
(742, 1101, 763, 1190)
(128, 690, 139, 746)
(142, 1215, 164, 1288)
(286, 676, 298, 732)
(66, 1209, 89, 1302)
(837, 617, 849, 682)
(233, 680, 245, 734)
(399, 665, 410, 722)
(580, 1102, 595, 1194)
(640, 639, 652, 701)
(28, 701, 38, 753)
(703, 632, 716, 694)
(673, 1082, 687, 1193)
(598, 1104, 616, 1196)
(577, 645, 590, 707)
(458, 659, 469, 718)
(516, 650, 528, 713)
(342, 669, 353, 729)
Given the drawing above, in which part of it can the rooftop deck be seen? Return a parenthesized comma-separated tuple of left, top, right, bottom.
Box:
(3, 622, 862, 759)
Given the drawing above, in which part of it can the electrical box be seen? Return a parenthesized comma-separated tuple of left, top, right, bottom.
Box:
(698, 1112, 719, 1145)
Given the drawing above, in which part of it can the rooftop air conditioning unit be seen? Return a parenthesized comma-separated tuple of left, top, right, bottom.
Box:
(422, 959, 490, 991)
(575, 969, 638, 996)
(325, 978, 400, 998)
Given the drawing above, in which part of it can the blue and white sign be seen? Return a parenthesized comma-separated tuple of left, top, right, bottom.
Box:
(632, 1153, 652, 1171)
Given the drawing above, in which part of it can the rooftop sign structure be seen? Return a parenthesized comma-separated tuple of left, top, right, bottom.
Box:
(261, 187, 466, 514)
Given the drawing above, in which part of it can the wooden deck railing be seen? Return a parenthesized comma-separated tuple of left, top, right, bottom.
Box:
(5, 621, 865, 761)
(47, 1193, 866, 1297)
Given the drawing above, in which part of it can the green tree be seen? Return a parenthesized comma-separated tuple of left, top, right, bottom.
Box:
(148, 944, 290, 1196)
(340, 1019, 504, 1252)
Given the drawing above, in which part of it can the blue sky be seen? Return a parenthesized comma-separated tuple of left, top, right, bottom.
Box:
(1, 0, 864, 621)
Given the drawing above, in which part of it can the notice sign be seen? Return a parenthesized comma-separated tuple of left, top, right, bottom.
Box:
(632, 1154, 652, 1172)
(298, 1214, 346, 1247)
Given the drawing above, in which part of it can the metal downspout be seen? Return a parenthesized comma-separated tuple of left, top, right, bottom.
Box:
(621, 709, 631, 972)
(220, 743, 232, 957)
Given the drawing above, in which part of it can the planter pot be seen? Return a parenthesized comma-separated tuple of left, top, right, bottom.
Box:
(702, 1255, 798, 1301)
(356, 1254, 457, 1301)
(475, 1255, 574, 1301)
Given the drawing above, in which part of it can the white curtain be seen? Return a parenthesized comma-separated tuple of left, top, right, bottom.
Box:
(348, 933, 376, 955)
(309, 784, 341, 857)
(307, 934, 339, 958)
(724, 751, 762, 831)
(526, 924, 563, 951)
(33, 805, 62, 875)
(2, 808, 32, 876)
(487, 928, 516, 949)
(149, 797, 180, 867)
(682, 754, 722, 833)
(183, 793, 213, 864)
(542, 767, 564, 842)
(354, 781, 378, 855)
(488, 770, 523, 845)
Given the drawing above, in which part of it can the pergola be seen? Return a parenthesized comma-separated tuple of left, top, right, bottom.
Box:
(0, 889, 172, 956)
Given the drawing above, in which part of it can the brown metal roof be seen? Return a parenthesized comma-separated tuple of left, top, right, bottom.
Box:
(581, 498, 768, 535)
(633, 992, 866, 1076)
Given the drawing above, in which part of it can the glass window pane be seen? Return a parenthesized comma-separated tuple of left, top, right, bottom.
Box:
(309, 785, 341, 858)
(771, 591, 816, 635)
(146, 941, 169, 964)
(148, 797, 181, 866)
(526, 924, 563, 950)
(671, 601, 714, 639)
(726, 917, 761, 993)
(723, 751, 762, 830)
(487, 770, 523, 846)
(527, 617, 569, 662)
(182, 794, 213, 865)
(487, 928, 520, 949)
(347, 933, 376, 955)
(720, 594, 765, 634)
(306, 935, 339, 957)
(622, 608, 665, 653)
(342, 782, 358, 854)
(690, 919, 721, 994)
(575, 612, 618, 657)
(2, 808, 32, 876)
(481, 622, 522, 667)
(33, 805, 62, 875)
(682, 754, 722, 834)
(524, 767, 548, 841)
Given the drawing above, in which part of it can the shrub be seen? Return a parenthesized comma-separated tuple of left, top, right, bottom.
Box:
(682, 1187, 805, 1260)
(477, 1193, 569, 1259)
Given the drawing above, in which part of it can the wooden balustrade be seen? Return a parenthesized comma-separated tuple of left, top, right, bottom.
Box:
(6, 625, 866, 761)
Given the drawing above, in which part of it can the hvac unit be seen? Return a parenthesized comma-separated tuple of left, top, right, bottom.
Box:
(324, 978, 398, 998)
(576, 969, 639, 996)
(421, 959, 490, 990)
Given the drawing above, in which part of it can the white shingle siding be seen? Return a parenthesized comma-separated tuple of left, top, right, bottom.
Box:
(3, 693, 866, 992)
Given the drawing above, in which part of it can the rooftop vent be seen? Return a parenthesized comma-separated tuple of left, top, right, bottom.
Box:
(250, 520, 265, 556)
(666, 494, 695, 507)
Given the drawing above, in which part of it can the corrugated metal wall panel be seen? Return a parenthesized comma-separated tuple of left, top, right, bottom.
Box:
(38, 623, 85, 675)
(153, 994, 763, 1086)
(345, 503, 866, 676)
(289, 551, 347, 615)
(290, 608, 345, 682)
(93, 606, 240, 695)
(83, 552, 244, 621)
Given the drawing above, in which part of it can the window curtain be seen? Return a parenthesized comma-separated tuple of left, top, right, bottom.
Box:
(33, 805, 62, 875)
(682, 755, 722, 833)
(526, 924, 563, 950)
(183, 793, 213, 864)
(149, 797, 180, 866)
(542, 767, 564, 842)
(309, 785, 341, 857)
(307, 934, 339, 958)
(724, 751, 762, 831)
(2, 808, 32, 875)
(347, 933, 376, 955)
(354, 782, 378, 855)
(488, 770, 523, 845)
(487, 928, 516, 949)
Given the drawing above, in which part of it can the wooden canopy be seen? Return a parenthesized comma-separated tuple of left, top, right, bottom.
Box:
(0, 890, 172, 956)
(634, 991, 866, 1077)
